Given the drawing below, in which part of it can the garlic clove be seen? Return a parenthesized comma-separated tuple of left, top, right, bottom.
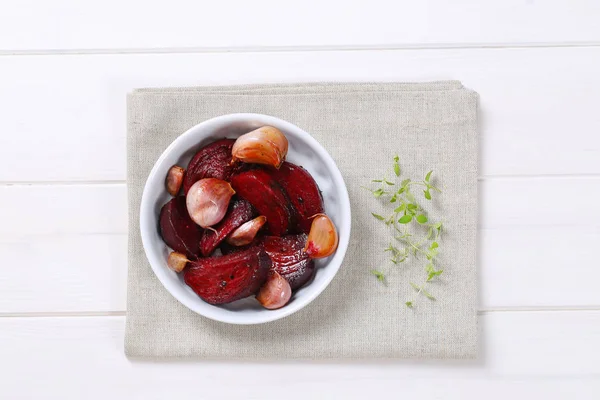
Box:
(166, 165, 185, 196)
(304, 213, 339, 259)
(256, 271, 292, 310)
(226, 215, 267, 246)
(232, 126, 289, 168)
(167, 251, 189, 272)
(186, 178, 235, 228)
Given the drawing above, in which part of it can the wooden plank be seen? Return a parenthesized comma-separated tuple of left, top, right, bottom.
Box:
(3, 178, 597, 236)
(0, 313, 598, 399)
(0, 184, 127, 236)
(0, 177, 598, 313)
(1, 47, 599, 182)
(481, 226, 600, 308)
(0, 233, 127, 313)
(1, 1, 600, 51)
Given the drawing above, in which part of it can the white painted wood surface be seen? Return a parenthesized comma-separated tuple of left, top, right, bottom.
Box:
(1, 312, 599, 399)
(2, 178, 599, 313)
(2, 0, 600, 51)
(2, 47, 600, 181)
(1, 1, 599, 398)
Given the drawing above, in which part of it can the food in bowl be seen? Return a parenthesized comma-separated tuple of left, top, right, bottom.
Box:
(158, 126, 339, 310)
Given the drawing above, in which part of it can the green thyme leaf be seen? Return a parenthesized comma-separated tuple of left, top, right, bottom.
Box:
(416, 214, 428, 224)
(426, 227, 434, 239)
(431, 241, 439, 249)
(398, 214, 413, 224)
(405, 301, 413, 308)
(425, 170, 433, 182)
(371, 213, 385, 221)
(371, 269, 386, 282)
(424, 189, 432, 200)
(421, 288, 436, 300)
(427, 269, 443, 281)
(372, 179, 383, 183)
(373, 188, 385, 197)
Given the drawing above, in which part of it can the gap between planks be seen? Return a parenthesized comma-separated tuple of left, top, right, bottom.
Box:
(1, 174, 599, 187)
(2, 306, 600, 318)
(2, 41, 600, 57)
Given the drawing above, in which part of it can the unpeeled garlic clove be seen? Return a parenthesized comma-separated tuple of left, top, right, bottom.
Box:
(256, 271, 292, 310)
(226, 215, 267, 246)
(304, 213, 339, 259)
(167, 251, 189, 272)
(166, 165, 185, 196)
(232, 126, 288, 168)
(186, 178, 235, 228)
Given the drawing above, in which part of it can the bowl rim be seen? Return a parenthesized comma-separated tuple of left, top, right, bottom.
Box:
(139, 113, 351, 324)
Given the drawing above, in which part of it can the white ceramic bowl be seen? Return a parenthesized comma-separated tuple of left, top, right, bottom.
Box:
(140, 113, 351, 324)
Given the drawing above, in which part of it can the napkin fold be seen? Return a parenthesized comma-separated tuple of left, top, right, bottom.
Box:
(126, 81, 479, 359)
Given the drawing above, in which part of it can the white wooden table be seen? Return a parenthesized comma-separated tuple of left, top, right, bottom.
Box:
(1, 1, 599, 398)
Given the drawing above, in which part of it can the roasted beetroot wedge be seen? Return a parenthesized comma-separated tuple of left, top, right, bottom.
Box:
(183, 139, 243, 194)
(263, 234, 315, 290)
(220, 240, 258, 255)
(230, 170, 292, 236)
(199, 198, 255, 256)
(159, 196, 203, 259)
(271, 162, 324, 233)
(184, 245, 271, 305)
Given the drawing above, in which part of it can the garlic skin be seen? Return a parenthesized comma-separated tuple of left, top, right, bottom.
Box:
(186, 178, 235, 228)
(256, 271, 292, 310)
(226, 216, 267, 246)
(165, 165, 185, 196)
(232, 126, 289, 168)
(304, 213, 339, 259)
(167, 251, 189, 272)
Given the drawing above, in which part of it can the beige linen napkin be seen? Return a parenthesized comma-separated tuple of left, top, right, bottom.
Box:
(125, 81, 478, 359)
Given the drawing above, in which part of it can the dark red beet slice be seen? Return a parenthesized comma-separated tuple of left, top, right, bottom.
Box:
(183, 139, 243, 194)
(270, 162, 324, 233)
(220, 236, 264, 255)
(263, 234, 315, 290)
(220, 242, 243, 255)
(159, 197, 203, 259)
(184, 245, 271, 305)
(199, 198, 255, 256)
(230, 170, 292, 237)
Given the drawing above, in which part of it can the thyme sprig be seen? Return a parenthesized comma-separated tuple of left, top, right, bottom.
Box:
(367, 156, 444, 308)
